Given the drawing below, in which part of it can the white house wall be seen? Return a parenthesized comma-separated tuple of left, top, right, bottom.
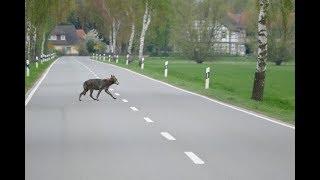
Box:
(192, 21, 246, 56)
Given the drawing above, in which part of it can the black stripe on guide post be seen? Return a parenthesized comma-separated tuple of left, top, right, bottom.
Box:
(206, 71, 210, 79)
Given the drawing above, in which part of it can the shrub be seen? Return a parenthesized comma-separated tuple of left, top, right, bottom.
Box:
(78, 42, 89, 56)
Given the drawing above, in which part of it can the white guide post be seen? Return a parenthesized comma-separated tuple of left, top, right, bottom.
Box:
(126, 54, 129, 65)
(35, 56, 38, 68)
(205, 67, 210, 89)
(26, 60, 30, 77)
(141, 57, 144, 69)
(164, 61, 168, 77)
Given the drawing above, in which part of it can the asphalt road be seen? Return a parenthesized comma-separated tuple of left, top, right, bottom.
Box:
(25, 56, 295, 180)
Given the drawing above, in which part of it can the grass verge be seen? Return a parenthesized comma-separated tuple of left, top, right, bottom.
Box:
(25, 59, 56, 94)
(93, 56, 295, 124)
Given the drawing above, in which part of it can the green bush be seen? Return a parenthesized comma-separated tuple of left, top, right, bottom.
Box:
(86, 39, 96, 53)
(78, 42, 89, 56)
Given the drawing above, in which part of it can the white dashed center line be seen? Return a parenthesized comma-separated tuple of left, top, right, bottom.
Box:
(75, 59, 100, 78)
(184, 152, 205, 165)
(115, 93, 120, 96)
(160, 132, 176, 141)
(130, 107, 139, 111)
(143, 117, 154, 123)
(122, 99, 128, 102)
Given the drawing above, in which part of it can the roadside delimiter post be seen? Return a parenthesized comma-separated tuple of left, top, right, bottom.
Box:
(35, 56, 38, 68)
(205, 67, 210, 89)
(26, 60, 30, 77)
(126, 54, 129, 65)
(141, 57, 144, 69)
(164, 61, 168, 77)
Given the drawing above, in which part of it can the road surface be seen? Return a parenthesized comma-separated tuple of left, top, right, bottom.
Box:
(25, 56, 295, 180)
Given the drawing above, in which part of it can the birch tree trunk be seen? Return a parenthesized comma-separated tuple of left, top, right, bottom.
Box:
(112, 19, 116, 54)
(112, 18, 121, 55)
(109, 30, 113, 54)
(228, 30, 232, 54)
(26, 21, 31, 61)
(138, 1, 151, 62)
(41, 32, 45, 55)
(251, 0, 269, 101)
(33, 27, 37, 59)
(127, 22, 135, 55)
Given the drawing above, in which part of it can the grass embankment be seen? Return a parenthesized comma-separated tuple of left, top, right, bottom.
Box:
(25, 59, 56, 94)
(94, 55, 295, 124)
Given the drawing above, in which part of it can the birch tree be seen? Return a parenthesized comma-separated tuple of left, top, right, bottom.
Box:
(112, 18, 121, 54)
(126, 1, 136, 57)
(138, 1, 152, 62)
(251, 0, 270, 101)
(26, 0, 75, 60)
(128, 22, 135, 55)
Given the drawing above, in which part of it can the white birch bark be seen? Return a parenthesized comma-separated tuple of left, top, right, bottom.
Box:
(127, 22, 135, 55)
(138, 1, 151, 61)
(112, 19, 116, 54)
(33, 26, 37, 58)
(256, 0, 269, 73)
(109, 30, 113, 54)
(26, 21, 31, 61)
(41, 32, 45, 55)
(112, 18, 121, 54)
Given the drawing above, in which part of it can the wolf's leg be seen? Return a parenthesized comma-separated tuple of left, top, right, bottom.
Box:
(89, 89, 97, 100)
(105, 89, 116, 99)
(79, 88, 88, 101)
(96, 89, 103, 101)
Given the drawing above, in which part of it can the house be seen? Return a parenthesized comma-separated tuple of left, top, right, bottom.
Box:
(76, 29, 86, 41)
(48, 24, 85, 55)
(214, 12, 247, 56)
(192, 12, 247, 56)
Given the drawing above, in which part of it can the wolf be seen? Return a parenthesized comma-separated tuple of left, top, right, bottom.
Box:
(79, 75, 119, 101)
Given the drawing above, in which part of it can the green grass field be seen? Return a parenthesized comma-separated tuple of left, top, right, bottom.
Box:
(25, 59, 56, 93)
(95, 55, 294, 124)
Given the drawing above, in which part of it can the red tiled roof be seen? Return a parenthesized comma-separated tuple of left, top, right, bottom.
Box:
(226, 11, 250, 29)
(76, 29, 86, 40)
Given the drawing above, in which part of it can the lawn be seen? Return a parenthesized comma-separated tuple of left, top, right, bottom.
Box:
(25, 59, 56, 93)
(94, 55, 295, 124)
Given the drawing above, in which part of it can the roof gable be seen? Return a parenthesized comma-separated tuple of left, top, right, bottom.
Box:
(49, 25, 80, 45)
(76, 29, 86, 40)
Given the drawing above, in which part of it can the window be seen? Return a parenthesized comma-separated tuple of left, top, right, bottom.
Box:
(50, 35, 57, 40)
(221, 30, 227, 39)
(61, 35, 66, 40)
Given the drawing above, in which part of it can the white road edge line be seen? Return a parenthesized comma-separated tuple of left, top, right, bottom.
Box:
(160, 132, 176, 141)
(184, 152, 205, 165)
(122, 99, 128, 102)
(130, 106, 139, 111)
(91, 58, 294, 130)
(144, 117, 154, 123)
(25, 58, 59, 106)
